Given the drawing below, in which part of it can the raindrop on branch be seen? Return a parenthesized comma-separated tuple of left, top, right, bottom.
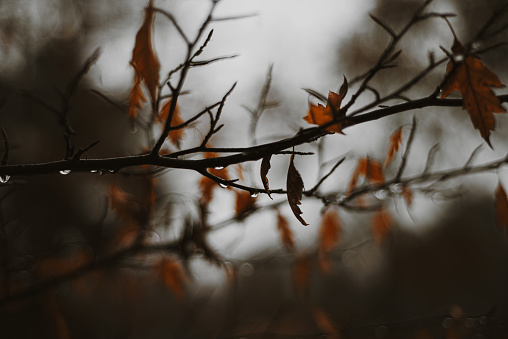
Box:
(219, 183, 228, 189)
(59, 170, 71, 175)
(250, 192, 258, 198)
(0, 175, 10, 184)
(215, 166, 224, 170)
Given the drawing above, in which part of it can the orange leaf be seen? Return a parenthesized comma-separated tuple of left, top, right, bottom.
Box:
(347, 157, 384, 194)
(276, 210, 295, 251)
(260, 155, 272, 198)
(384, 127, 403, 167)
(128, 74, 146, 121)
(131, 0, 160, 105)
(293, 255, 313, 296)
(303, 76, 348, 134)
(372, 208, 392, 244)
(441, 39, 506, 147)
(156, 257, 187, 299)
(158, 99, 185, 147)
(401, 185, 413, 207)
(287, 153, 308, 226)
(495, 183, 508, 229)
(199, 152, 230, 205)
(317, 207, 342, 273)
(235, 190, 257, 218)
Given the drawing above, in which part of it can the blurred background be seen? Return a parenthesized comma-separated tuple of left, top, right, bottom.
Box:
(1, 0, 508, 338)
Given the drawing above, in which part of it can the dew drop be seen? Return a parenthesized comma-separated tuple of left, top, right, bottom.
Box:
(389, 183, 402, 194)
(59, 170, 71, 175)
(214, 166, 224, 170)
(250, 192, 258, 198)
(453, 54, 464, 62)
(0, 175, 10, 184)
(239, 263, 254, 277)
(219, 183, 228, 189)
(374, 189, 388, 200)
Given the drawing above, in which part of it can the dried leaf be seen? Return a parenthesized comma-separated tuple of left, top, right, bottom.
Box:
(235, 190, 257, 218)
(293, 255, 312, 296)
(312, 307, 340, 339)
(401, 185, 413, 207)
(372, 208, 392, 244)
(128, 74, 146, 122)
(495, 183, 508, 229)
(131, 0, 160, 104)
(441, 39, 506, 147)
(260, 155, 272, 198)
(347, 157, 384, 194)
(317, 207, 342, 273)
(303, 76, 348, 134)
(156, 257, 187, 299)
(384, 127, 403, 167)
(199, 152, 230, 205)
(158, 99, 185, 147)
(287, 153, 308, 226)
(276, 210, 295, 251)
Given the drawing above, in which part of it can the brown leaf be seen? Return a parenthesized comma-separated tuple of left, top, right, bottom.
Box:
(401, 185, 413, 207)
(495, 183, 508, 229)
(287, 153, 308, 226)
(128, 74, 146, 122)
(384, 127, 403, 167)
(131, 0, 160, 105)
(303, 76, 348, 134)
(317, 207, 342, 273)
(235, 190, 257, 218)
(441, 39, 506, 147)
(156, 257, 187, 299)
(199, 152, 230, 205)
(293, 255, 313, 296)
(312, 307, 340, 339)
(347, 157, 384, 194)
(260, 155, 272, 198)
(276, 210, 295, 251)
(372, 208, 392, 244)
(158, 99, 185, 147)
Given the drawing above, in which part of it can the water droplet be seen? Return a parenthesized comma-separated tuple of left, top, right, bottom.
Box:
(59, 170, 71, 175)
(389, 183, 402, 194)
(239, 263, 254, 277)
(108, 169, 115, 173)
(374, 189, 388, 200)
(214, 166, 224, 170)
(90, 170, 98, 173)
(336, 193, 346, 203)
(250, 192, 258, 198)
(219, 183, 228, 189)
(0, 175, 10, 184)
(453, 54, 464, 62)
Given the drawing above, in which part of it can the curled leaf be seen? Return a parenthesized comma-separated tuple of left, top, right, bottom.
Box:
(384, 126, 403, 167)
(131, 0, 160, 104)
(158, 99, 185, 148)
(303, 76, 348, 134)
(347, 157, 384, 194)
(276, 210, 295, 251)
(156, 257, 187, 299)
(441, 39, 506, 147)
(235, 190, 257, 218)
(287, 153, 308, 226)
